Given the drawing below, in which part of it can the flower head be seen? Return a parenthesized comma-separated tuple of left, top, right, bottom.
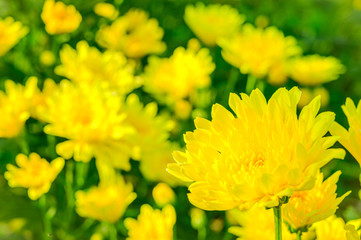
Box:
(290, 55, 345, 86)
(75, 174, 136, 223)
(330, 98, 361, 166)
(184, 3, 245, 46)
(144, 46, 215, 103)
(55, 41, 139, 94)
(94, 2, 119, 20)
(5, 153, 64, 200)
(96, 9, 166, 58)
(298, 87, 330, 109)
(152, 183, 175, 207)
(0, 17, 28, 57)
(218, 24, 301, 83)
(38, 80, 135, 170)
(41, 0, 82, 35)
(283, 171, 350, 231)
(0, 78, 40, 138)
(228, 206, 295, 240)
(168, 87, 345, 210)
(124, 204, 176, 240)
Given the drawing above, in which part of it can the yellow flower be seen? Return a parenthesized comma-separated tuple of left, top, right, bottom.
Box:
(313, 216, 361, 240)
(0, 78, 40, 138)
(41, 0, 82, 35)
(330, 98, 361, 166)
(152, 183, 175, 207)
(55, 41, 139, 94)
(345, 219, 361, 240)
(38, 80, 135, 170)
(39, 50, 56, 66)
(93, 2, 119, 20)
(218, 24, 301, 82)
(0, 17, 28, 57)
(124, 204, 176, 240)
(144, 46, 215, 103)
(5, 153, 64, 200)
(190, 208, 206, 229)
(298, 87, 330, 109)
(168, 87, 345, 210)
(175, 100, 193, 119)
(283, 171, 350, 231)
(96, 9, 166, 58)
(290, 55, 345, 86)
(75, 174, 136, 223)
(184, 3, 245, 46)
(228, 206, 295, 240)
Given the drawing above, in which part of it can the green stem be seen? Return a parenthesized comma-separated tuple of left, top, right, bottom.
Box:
(65, 161, 75, 227)
(296, 230, 302, 240)
(17, 129, 29, 155)
(226, 67, 239, 92)
(47, 134, 57, 159)
(107, 222, 118, 240)
(245, 74, 257, 94)
(198, 227, 206, 240)
(39, 195, 53, 239)
(273, 205, 282, 240)
(75, 161, 89, 189)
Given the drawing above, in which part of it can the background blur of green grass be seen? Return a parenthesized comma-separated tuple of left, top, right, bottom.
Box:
(1, 0, 361, 239)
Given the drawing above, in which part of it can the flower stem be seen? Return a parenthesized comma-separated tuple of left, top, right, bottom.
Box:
(107, 222, 118, 240)
(17, 128, 29, 155)
(39, 195, 53, 240)
(296, 230, 302, 240)
(273, 205, 282, 240)
(246, 74, 257, 94)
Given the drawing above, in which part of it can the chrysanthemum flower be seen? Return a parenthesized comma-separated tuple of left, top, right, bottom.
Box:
(38, 80, 135, 170)
(218, 24, 301, 84)
(289, 55, 345, 86)
(93, 2, 119, 20)
(313, 216, 361, 240)
(168, 87, 345, 210)
(75, 174, 136, 223)
(152, 183, 175, 207)
(41, 0, 82, 35)
(5, 153, 64, 200)
(283, 171, 350, 232)
(96, 9, 166, 58)
(228, 206, 295, 240)
(330, 98, 361, 166)
(298, 87, 330, 109)
(144, 46, 215, 104)
(55, 41, 139, 94)
(0, 78, 40, 138)
(0, 17, 28, 57)
(184, 3, 245, 46)
(124, 204, 176, 240)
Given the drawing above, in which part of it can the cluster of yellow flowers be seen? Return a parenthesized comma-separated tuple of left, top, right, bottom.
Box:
(1, 1, 361, 239)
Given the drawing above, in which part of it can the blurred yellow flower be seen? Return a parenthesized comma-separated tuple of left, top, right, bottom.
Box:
(330, 98, 361, 166)
(0, 17, 28, 57)
(5, 153, 64, 200)
(96, 9, 166, 58)
(0, 78, 40, 138)
(168, 87, 345, 210)
(41, 0, 82, 35)
(190, 208, 206, 229)
(290, 55, 345, 86)
(298, 87, 330, 109)
(228, 206, 295, 240)
(40, 50, 56, 66)
(144, 46, 215, 103)
(75, 175, 136, 223)
(314, 216, 346, 240)
(283, 171, 350, 231)
(124, 204, 176, 240)
(152, 183, 175, 207)
(38, 80, 135, 170)
(345, 219, 361, 240)
(219, 24, 301, 84)
(55, 41, 139, 94)
(123, 94, 173, 160)
(175, 100, 193, 119)
(184, 3, 245, 46)
(94, 2, 119, 20)
(139, 142, 182, 185)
